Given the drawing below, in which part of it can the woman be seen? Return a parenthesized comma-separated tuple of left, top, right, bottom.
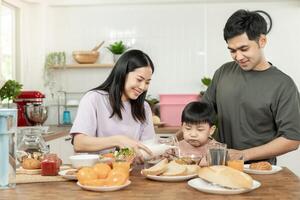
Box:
(70, 49, 154, 160)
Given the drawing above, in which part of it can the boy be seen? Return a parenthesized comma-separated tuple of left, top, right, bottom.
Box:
(165, 101, 220, 166)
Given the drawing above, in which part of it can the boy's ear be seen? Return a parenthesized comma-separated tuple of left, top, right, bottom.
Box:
(209, 125, 216, 136)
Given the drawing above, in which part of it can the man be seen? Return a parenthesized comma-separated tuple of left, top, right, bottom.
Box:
(202, 9, 300, 164)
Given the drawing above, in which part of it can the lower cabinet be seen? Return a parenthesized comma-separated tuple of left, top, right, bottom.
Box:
(46, 135, 75, 164)
(277, 148, 300, 177)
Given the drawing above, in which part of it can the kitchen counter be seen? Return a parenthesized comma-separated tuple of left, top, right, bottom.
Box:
(45, 125, 180, 142)
(1, 167, 300, 199)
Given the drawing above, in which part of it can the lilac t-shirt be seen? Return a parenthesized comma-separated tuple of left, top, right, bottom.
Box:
(70, 90, 155, 141)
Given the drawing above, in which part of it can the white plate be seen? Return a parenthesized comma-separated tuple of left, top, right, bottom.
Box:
(77, 180, 131, 192)
(59, 169, 78, 180)
(188, 178, 261, 195)
(143, 173, 197, 182)
(244, 164, 282, 174)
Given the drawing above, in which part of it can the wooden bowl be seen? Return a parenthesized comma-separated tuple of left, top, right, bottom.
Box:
(72, 51, 99, 64)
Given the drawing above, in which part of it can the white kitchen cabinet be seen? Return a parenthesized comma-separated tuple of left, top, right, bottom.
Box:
(46, 135, 74, 164)
(277, 148, 300, 177)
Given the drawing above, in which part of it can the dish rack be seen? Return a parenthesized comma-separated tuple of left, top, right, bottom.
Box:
(57, 91, 85, 126)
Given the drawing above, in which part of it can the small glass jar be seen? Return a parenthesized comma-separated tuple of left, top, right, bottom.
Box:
(17, 128, 49, 154)
(41, 154, 60, 176)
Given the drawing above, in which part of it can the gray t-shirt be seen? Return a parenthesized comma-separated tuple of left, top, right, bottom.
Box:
(203, 61, 300, 164)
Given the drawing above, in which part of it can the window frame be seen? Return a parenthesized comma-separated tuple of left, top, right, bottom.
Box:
(1, 1, 20, 81)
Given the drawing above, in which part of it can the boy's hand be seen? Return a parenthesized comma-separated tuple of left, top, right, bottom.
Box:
(161, 149, 177, 161)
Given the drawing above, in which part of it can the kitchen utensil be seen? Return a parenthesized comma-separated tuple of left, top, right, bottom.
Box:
(72, 51, 99, 64)
(25, 104, 48, 126)
(69, 154, 100, 169)
(14, 91, 46, 126)
(63, 110, 71, 125)
(91, 41, 105, 51)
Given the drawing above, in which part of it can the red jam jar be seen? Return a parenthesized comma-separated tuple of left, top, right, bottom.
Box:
(41, 154, 60, 176)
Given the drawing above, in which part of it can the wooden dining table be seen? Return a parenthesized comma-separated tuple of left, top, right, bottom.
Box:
(1, 166, 300, 200)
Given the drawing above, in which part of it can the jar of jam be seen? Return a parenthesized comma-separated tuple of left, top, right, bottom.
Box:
(41, 154, 60, 176)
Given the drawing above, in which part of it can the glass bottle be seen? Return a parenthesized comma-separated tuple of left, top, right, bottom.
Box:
(17, 127, 49, 155)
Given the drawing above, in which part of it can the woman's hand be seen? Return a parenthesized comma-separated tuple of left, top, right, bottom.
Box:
(113, 135, 153, 164)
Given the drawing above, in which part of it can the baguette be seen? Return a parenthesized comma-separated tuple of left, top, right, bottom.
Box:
(198, 166, 253, 189)
(141, 158, 168, 176)
(162, 160, 187, 176)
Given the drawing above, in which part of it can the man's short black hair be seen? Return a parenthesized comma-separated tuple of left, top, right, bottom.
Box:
(223, 9, 270, 42)
(181, 101, 216, 126)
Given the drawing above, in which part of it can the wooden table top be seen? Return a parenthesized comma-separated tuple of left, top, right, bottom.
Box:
(1, 167, 299, 200)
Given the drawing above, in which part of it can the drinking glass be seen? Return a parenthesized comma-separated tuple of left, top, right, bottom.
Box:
(227, 151, 244, 171)
(206, 143, 227, 166)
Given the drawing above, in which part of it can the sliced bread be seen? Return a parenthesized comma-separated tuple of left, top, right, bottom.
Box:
(141, 158, 168, 176)
(162, 160, 187, 176)
(184, 165, 200, 175)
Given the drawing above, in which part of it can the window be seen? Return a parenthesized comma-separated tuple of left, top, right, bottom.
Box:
(1, 2, 18, 80)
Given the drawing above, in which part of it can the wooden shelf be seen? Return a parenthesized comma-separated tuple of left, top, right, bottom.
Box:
(50, 63, 114, 69)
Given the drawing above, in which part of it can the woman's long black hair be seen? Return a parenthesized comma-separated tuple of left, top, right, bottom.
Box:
(92, 49, 154, 123)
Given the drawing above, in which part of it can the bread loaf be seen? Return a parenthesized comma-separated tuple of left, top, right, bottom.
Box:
(198, 166, 253, 189)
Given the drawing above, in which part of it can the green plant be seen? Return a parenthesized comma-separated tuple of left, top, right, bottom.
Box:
(107, 41, 128, 55)
(0, 80, 23, 103)
(145, 95, 160, 116)
(44, 51, 66, 98)
(145, 95, 159, 108)
(200, 77, 212, 96)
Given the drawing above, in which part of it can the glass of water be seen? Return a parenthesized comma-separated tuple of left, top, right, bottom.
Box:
(206, 143, 227, 166)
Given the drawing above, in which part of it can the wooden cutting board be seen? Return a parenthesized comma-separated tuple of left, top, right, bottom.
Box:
(16, 174, 68, 184)
(15, 165, 73, 184)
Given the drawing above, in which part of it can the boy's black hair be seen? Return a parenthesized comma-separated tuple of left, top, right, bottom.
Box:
(181, 101, 216, 126)
(223, 9, 272, 42)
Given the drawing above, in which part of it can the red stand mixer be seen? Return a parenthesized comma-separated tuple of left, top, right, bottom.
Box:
(14, 91, 47, 126)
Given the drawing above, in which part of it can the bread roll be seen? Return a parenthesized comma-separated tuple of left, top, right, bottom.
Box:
(250, 161, 272, 170)
(198, 166, 253, 189)
(22, 158, 41, 169)
(141, 158, 168, 176)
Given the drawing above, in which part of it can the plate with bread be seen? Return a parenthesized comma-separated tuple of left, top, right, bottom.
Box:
(188, 165, 261, 194)
(141, 158, 199, 182)
(244, 161, 282, 175)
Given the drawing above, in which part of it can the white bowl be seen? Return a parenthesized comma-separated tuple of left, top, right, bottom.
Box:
(69, 154, 99, 169)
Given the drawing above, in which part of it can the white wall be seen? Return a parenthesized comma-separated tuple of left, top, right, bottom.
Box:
(10, 0, 300, 175)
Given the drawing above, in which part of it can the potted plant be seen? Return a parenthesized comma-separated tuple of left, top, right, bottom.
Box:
(0, 80, 23, 107)
(145, 95, 160, 123)
(107, 41, 128, 62)
(200, 77, 212, 97)
(44, 51, 66, 98)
